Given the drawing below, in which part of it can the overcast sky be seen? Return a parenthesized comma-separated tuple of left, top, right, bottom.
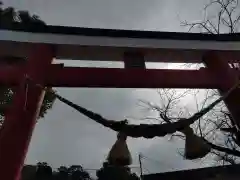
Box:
(3, 0, 217, 176)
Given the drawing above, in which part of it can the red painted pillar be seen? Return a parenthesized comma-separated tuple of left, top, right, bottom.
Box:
(203, 51, 240, 128)
(0, 44, 54, 180)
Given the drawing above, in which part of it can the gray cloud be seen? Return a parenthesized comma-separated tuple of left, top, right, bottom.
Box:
(3, 0, 209, 30)
(2, 0, 216, 176)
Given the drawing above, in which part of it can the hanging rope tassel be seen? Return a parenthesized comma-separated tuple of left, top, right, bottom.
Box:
(182, 127, 211, 160)
(107, 132, 132, 166)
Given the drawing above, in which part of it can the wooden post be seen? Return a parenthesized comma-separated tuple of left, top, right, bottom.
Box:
(124, 52, 146, 69)
(0, 44, 54, 180)
(203, 51, 240, 129)
(139, 153, 143, 180)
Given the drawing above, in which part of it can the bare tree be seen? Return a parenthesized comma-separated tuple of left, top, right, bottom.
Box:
(138, 88, 240, 164)
(181, 0, 240, 34)
(139, 0, 240, 165)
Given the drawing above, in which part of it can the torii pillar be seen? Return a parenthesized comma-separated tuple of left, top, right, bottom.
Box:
(203, 51, 240, 129)
(0, 44, 54, 180)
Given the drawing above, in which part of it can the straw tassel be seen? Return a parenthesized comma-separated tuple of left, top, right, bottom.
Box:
(183, 127, 211, 160)
(107, 132, 132, 166)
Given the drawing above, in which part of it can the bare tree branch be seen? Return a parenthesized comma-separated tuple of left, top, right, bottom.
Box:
(211, 151, 237, 164)
(205, 138, 240, 157)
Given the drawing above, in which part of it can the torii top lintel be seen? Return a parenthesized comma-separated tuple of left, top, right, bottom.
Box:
(0, 24, 240, 63)
(1, 24, 240, 180)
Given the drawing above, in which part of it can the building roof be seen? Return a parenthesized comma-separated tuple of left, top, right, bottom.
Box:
(142, 164, 240, 180)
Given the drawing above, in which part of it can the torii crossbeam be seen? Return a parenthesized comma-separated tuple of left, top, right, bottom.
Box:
(0, 24, 240, 180)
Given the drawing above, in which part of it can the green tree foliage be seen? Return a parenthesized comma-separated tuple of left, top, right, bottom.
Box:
(0, 1, 45, 27)
(36, 162, 53, 180)
(34, 163, 92, 180)
(0, 1, 56, 127)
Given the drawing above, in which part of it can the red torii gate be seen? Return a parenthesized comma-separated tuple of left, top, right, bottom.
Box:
(0, 25, 240, 180)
